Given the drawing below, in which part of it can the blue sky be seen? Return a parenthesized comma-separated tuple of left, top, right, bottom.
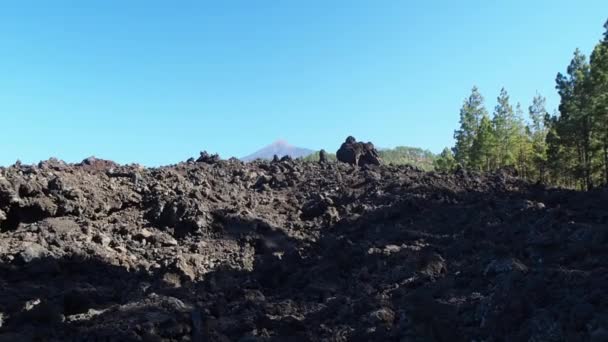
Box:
(1, 1, 607, 166)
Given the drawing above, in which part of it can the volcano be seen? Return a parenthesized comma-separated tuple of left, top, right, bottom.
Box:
(240, 139, 314, 161)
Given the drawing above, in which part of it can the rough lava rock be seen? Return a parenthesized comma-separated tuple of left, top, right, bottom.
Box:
(336, 136, 382, 166)
(319, 149, 328, 164)
(195, 151, 220, 164)
(79, 156, 119, 171)
(0, 157, 606, 341)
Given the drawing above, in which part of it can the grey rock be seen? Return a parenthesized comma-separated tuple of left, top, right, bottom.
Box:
(19, 243, 48, 263)
(369, 307, 395, 326)
(92, 233, 111, 246)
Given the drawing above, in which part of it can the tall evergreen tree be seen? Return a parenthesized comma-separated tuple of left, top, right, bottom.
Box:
(513, 103, 531, 177)
(555, 49, 594, 189)
(470, 115, 496, 171)
(491, 88, 519, 168)
(590, 23, 608, 184)
(528, 94, 549, 182)
(453, 87, 488, 167)
(545, 114, 565, 185)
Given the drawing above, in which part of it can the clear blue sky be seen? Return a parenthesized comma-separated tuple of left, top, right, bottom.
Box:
(1, 1, 607, 166)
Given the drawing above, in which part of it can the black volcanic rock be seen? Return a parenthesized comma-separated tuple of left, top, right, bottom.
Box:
(319, 149, 328, 163)
(0, 158, 605, 341)
(336, 136, 382, 166)
(196, 151, 220, 164)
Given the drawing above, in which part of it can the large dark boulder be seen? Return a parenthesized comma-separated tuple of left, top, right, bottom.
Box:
(336, 136, 381, 166)
(196, 151, 220, 164)
(79, 156, 119, 171)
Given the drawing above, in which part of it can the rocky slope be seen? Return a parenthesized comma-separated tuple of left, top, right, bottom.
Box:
(0, 157, 607, 341)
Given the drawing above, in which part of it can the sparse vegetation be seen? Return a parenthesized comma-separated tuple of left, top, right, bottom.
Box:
(302, 150, 338, 162)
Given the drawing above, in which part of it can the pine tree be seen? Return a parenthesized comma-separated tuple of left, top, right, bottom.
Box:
(470, 115, 496, 171)
(491, 88, 519, 168)
(545, 113, 562, 184)
(513, 103, 532, 178)
(528, 94, 549, 182)
(453, 87, 488, 167)
(555, 49, 594, 189)
(590, 23, 608, 184)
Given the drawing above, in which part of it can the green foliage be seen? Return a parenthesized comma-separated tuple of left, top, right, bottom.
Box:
(444, 17, 608, 189)
(301, 151, 337, 162)
(379, 146, 436, 170)
(552, 49, 596, 189)
(470, 114, 496, 171)
(528, 94, 549, 182)
(492, 88, 521, 168)
(434, 148, 457, 172)
(451, 87, 531, 174)
(544, 112, 579, 187)
(513, 103, 532, 178)
(590, 35, 608, 184)
(447, 89, 544, 179)
(453, 87, 488, 167)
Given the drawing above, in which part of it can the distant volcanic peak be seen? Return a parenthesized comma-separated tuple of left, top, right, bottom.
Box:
(241, 140, 314, 162)
(268, 140, 295, 153)
(272, 139, 291, 147)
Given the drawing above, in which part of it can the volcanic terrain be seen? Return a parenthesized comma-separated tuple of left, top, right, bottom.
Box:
(0, 155, 607, 341)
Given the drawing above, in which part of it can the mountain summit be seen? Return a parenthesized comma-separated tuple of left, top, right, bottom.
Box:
(241, 140, 314, 162)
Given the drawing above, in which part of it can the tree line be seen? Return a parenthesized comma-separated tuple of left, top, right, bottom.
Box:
(435, 19, 608, 190)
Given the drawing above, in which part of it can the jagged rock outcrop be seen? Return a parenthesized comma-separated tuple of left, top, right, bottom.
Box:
(319, 149, 328, 163)
(195, 151, 220, 164)
(336, 136, 382, 166)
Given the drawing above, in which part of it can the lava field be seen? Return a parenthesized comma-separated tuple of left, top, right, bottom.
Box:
(0, 156, 607, 341)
